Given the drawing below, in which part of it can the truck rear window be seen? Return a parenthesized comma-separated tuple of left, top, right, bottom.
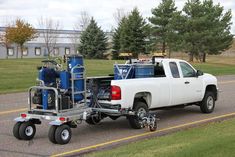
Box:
(154, 62, 165, 77)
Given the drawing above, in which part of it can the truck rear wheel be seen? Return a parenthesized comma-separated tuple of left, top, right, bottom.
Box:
(200, 91, 215, 113)
(86, 116, 101, 125)
(128, 101, 149, 129)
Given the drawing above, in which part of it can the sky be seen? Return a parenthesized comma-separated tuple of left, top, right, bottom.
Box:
(0, 0, 234, 34)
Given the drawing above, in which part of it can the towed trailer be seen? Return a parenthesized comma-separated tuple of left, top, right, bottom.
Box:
(13, 55, 157, 145)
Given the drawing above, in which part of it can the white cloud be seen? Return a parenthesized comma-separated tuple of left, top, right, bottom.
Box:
(0, 0, 234, 33)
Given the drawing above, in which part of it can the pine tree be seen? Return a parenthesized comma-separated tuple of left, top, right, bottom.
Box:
(181, 0, 233, 62)
(123, 8, 147, 57)
(180, 0, 204, 61)
(112, 8, 147, 58)
(200, 0, 233, 62)
(78, 17, 108, 59)
(112, 17, 127, 59)
(149, 0, 178, 57)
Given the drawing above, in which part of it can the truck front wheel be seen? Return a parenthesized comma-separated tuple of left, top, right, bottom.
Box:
(200, 91, 215, 113)
(128, 101, 149, 129)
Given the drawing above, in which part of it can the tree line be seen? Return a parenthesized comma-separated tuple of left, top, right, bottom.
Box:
(0, 0, 233, 62)
(112, 0, 233, 62)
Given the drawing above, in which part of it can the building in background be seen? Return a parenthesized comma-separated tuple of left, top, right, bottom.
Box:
(0, 27, 113, 59)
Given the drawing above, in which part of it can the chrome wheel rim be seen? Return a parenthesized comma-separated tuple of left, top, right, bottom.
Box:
(25, 126, 33, 136)
(61, 129, 69, 141)
(207, 96, 214, 110)
(137, 107, 146, 119)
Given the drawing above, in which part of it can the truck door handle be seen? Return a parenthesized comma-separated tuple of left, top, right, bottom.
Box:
(185, 81, 190, 84)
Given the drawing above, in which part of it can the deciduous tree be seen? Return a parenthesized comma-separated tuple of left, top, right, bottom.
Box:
(5, 19, 36, 58)
(0, 28, 11, 59)
(38, 17, 61, 57)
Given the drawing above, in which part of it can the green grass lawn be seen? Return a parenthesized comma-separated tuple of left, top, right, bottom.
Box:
(193, 63, 235, 76)
(87, 118, 235, 157)
(0, 58, 123, 94)
(0, 56, 235, 94)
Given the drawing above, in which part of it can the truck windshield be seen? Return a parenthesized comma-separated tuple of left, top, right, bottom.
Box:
(180, 62, 196, 77)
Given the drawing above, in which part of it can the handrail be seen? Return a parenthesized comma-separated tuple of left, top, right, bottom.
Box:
(28, 86, 59, 113)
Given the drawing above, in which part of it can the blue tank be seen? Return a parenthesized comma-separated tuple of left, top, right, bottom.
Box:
(60, 71, 70, 89)
(67, 55, 84, 101)
(134, 64, 154, 78)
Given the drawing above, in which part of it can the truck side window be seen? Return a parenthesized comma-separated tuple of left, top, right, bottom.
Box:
(154, 62, 166, 77)
(180, 62, 196, 77)
(169, 62, 180, 78)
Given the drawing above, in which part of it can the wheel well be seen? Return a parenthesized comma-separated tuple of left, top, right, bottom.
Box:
(206, 85, 217, 100)
(134, 92, 152, 108)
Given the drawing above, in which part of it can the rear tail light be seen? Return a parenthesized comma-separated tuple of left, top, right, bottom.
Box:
(21, 113, 27, 118)
(59, 117, 69, 122)
(111, 85, 121, 100)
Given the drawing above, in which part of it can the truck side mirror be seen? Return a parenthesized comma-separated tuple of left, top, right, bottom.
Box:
(196, 70, 203, 77)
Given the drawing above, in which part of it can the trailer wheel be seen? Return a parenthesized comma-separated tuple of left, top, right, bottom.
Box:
(200, 91, 215, 113)
(48, 125, 58, 144)
(19, 121, 36, 140)
(55, 125, 71, 145)
(13, 122, 22, 140)
(128, 101, 149, 129)
(86, 116, 101, 125)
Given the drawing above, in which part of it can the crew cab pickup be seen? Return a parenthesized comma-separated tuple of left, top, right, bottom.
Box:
(91, 58, 218, 129)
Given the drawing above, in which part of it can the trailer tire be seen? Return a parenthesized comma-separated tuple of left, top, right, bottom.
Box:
(48, 125, 58, 144)
(200, 91, 215, 113)
(86, 116, 101, 125)
(55, 125, 71, 145)
(128, 101, 149, 129)
(13, 122, 22, 140)
(19, 121, 36, 140)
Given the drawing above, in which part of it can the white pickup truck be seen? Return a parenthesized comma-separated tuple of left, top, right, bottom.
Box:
(89, 58, 218, 129)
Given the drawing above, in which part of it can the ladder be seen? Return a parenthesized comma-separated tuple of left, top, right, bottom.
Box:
(70, 64, 87, 108)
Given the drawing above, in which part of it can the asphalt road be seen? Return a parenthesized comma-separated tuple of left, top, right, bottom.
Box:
(0, 75, 235, 157)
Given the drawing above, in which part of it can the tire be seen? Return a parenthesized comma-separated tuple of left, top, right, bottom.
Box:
(48, 125, 58, 144)
(200, 91, 215, 113)
(19, 121, 36, 140)
(13, 122, 22, 140)
(86, 116, 101, 125)
(55, 125, 72, 145)
(128, 101, 149, 129)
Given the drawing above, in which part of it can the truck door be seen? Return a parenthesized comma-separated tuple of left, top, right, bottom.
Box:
(178, 62, 203, 103)
(169, 62, 185, 105)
